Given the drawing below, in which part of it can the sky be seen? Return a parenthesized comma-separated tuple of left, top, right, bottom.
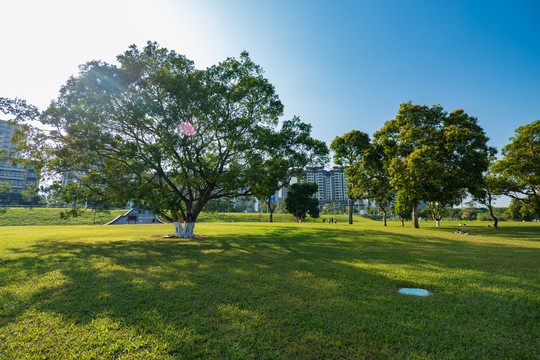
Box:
(1, 0, 539, 204)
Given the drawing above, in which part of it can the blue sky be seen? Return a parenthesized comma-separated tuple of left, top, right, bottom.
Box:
(1, 0, 538, 157)
(190, 0, 540, 152)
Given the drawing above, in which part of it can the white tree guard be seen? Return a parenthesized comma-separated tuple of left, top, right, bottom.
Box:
(172, 222, 197, 238)
(173, 222, 184, 237)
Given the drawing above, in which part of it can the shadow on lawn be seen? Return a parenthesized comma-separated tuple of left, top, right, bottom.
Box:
(1, 225, 538, 358)
(428, 222, 540, 241)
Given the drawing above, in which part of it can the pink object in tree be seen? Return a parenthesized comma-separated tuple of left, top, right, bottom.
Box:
(180, 122, 196, 136)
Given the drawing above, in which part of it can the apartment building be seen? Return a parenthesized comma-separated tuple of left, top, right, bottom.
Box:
(0, 120, 38, 204)
(301, 166, 349, 205)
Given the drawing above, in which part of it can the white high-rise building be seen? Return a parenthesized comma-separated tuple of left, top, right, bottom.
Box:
(301, 167, 349, 204)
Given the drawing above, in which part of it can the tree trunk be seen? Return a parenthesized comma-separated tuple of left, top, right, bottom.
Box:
(401, 218, 404, 227)
(383, 211, 387, 226)
(488, 205, 498, 228)
(435, 219, 441, 227)
(173, 221, 183, 237)
(184, 222, 196, 238)
(412, 201, 420, 229)
(173, 221, 197, 238)
(348, 199, 353, 224)
(269, 211, 273, 223)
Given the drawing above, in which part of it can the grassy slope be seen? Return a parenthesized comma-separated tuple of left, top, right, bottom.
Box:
(0, 208, 128, 226)
(0, 208, 336, 226)
(0, 217, 538, 359)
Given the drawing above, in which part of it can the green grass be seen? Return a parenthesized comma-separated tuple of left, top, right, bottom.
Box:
(0, 207, 341, 226)
(0, 207, 128, 226)
(198, 212, 345, 223)
(0, 218, 538, 359)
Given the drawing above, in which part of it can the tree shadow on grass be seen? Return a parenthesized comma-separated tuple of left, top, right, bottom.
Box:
(427, 222, 540, 241)
(0, 225, 538, 358)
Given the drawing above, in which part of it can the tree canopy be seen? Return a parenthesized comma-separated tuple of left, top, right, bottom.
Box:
(2, 42, 328, 237)
(493, 120, 539, 218)
(375, 102, 494, 228)
(284, 182, 320, 222)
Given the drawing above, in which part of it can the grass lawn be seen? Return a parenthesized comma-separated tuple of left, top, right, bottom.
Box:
(0, 217, 538, 359)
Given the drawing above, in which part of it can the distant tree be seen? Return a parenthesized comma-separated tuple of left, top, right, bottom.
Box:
(459, 208, 478, 221)
(50, 181, 111, 224)
(392, 190, 413, 226)
(493, 120, 540, 219)
(444, 207, 461, 221)
(285, 182, 319, 222)
(0, 181, 12, 205)
(203, 198, 247, 213)
(425, 203, 449, 224)
(39, 185, 66, 207)
(21, 185, 40, 207)
(425, 201, 454, 227)
(505, 198, 536, 221)
(321, 204, 331, 215)
(330, 130, 371, 224)
(375, 102, 493, 228)
(253, 117, 328, 222)
(418, 208, 432, 221)
(471, 159, 506, 228)
(0, 181, 11, 194)
(276, 199, 287, 214)
(365, 203, 374, 215)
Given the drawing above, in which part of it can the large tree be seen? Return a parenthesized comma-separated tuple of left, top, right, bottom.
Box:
(375, 102, 493, 228)
(493, 120, 540, 218)
(330, 130, 371, 224)
(2, 42, 327, 237)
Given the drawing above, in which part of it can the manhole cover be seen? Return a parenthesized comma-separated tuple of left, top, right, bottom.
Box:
(398, 288, 432, 296)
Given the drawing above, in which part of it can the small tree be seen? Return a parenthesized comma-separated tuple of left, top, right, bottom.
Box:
(21, 184, 40, 208)
(330, 130, 371, 224)
(471, 159, 505, 228)
(285, 182, 319, 222)
(0, 181, 12, 205)
(392, 190, 413, 226)
(425, 202, 449, 226)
